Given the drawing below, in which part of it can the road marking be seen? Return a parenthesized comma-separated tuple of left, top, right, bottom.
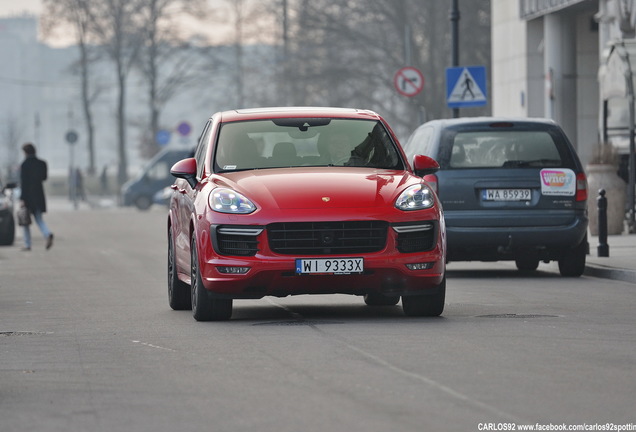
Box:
(131, 340, 175, 352)
(266, 298, 525, 422)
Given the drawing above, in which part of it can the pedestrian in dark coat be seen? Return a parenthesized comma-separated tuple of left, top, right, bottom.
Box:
(20, 143, 53, 251)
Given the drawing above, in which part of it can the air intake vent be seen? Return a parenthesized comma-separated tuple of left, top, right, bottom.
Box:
(393, 222, 437, 253)
(213, 226, 262, 256)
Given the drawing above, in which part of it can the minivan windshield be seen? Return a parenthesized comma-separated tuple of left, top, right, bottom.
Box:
(448, 131, 564, 169)
(214, 119, 403, 172)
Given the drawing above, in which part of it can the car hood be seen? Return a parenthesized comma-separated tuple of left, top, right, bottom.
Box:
(213, 167, 416, 209)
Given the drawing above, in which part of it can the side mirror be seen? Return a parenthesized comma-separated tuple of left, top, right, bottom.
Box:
(170, 158, 198, 189)
(412, 154, 440, 177)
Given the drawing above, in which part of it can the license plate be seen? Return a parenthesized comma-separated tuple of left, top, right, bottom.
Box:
(482, 188, 531, 201)
(295, 258, 364, 275)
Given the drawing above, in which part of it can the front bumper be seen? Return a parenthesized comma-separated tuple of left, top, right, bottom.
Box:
(197, 223, 445, 298)
(199, 253, 445, 299)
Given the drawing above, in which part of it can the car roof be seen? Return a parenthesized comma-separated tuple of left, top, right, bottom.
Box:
(421, 116, 559, 129)
(214, 107, 383, 122)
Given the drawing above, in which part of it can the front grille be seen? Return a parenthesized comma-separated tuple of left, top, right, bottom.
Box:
(268, 221, 389, 255)
(393, 222, 437, 253)
(213, 226, 262, 256)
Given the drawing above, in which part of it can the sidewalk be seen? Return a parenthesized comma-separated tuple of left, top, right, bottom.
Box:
(585, 232, 636, 284)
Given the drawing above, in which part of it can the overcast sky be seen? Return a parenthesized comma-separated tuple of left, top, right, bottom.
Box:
(0, 0, 236, 47)
(0, 0, 41, 17)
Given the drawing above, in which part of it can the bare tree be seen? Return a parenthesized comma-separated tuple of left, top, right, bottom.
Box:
(135, 0, 208, 157)
(245, 0, 491, 136)
(87, 0, 146, 188)
(42, 0, 103, 175)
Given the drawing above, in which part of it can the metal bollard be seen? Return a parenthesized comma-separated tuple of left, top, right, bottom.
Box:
(597, 189, 609, 257)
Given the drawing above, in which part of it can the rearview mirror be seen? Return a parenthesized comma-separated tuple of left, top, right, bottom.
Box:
(412, 155, 440, 177)
(170, 158, 197, 188)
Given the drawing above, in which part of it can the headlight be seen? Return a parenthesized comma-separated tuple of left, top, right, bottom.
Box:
(209, 188, 256, 214)
(395, 184, 435, 211)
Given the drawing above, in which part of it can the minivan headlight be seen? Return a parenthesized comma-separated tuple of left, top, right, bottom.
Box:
(395, 184, 434, 211)
(209, 188, 256, 214)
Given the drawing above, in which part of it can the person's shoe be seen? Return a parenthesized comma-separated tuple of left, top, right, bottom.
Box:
(46, 234, 54, 250)
(21, 247, 31, 252)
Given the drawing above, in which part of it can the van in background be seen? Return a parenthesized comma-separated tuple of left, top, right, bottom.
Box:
(121, 147, 193, 210)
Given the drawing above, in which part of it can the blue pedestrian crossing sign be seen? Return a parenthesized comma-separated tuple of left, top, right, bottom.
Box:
(446, 66, 487, 108)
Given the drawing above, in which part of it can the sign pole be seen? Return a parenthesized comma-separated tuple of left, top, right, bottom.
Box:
(450, 0, 460, 118)
(66, 130, 79, 210)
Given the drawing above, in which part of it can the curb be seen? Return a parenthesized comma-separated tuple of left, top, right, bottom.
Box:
(584, 264, 636, 284)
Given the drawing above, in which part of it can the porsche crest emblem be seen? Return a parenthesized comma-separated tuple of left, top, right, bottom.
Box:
(322, 197, 331, 202)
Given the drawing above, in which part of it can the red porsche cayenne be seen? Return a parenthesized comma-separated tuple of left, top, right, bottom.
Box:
(167, 107, 446, 321)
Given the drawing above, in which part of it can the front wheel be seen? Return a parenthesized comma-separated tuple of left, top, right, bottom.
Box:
(168, 228, 191, 310)
(134, 195, 152, 211)
(402, 276, 446, 317)
(191, 235, 232, 321)
(558, 236, 587, 277)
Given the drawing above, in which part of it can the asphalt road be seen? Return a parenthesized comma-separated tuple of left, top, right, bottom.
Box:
(1, 201, 635, 432)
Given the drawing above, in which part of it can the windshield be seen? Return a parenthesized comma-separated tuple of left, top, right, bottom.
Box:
(446, 130, 564, 169)
(214, 118, 403, 172)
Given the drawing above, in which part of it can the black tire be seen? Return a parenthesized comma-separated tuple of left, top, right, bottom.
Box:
(191, 235, 232, 321)
(135, 195, 152, 211)
(168, 228, 191, 310)
(515, 255, 539, 272)
(0, 216, 15, 246)
(364, 293, 400, 306)
(558, 236, 587, 277)
(402, 276, 446, 317)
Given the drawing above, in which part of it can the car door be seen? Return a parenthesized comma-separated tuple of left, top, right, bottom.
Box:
(174, 121, 212, 275)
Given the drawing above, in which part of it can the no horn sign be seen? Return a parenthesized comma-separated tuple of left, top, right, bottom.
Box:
(394, 67, 424, 97)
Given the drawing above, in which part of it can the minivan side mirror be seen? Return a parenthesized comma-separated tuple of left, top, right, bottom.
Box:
(170, 158, 197, 189)
(412, 155, 440, 177)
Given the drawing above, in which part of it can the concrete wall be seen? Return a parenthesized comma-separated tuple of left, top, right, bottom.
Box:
(576, 12, 600, 164)
(492, 1, 599, 165)
(492, 0, 529, 117)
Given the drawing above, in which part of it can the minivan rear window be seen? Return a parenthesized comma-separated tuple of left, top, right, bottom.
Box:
(448, 131, 563, 169)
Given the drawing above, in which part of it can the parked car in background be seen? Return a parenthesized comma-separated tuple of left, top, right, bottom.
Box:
(168, 107, 446, 321)
(0, 180, 17, 245)
(402, 117, 588, 277)
(121, 147, 194, 210)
